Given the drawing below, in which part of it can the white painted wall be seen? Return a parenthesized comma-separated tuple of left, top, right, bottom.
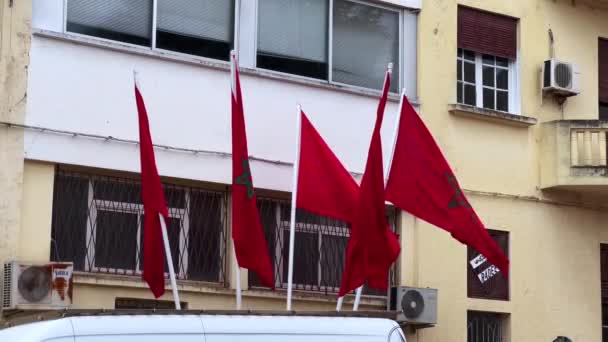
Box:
(27, 1, 417, 192)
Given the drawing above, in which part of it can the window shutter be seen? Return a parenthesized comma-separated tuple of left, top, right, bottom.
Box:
(458, 6, 517, 60)
(599, 38, 608, 104)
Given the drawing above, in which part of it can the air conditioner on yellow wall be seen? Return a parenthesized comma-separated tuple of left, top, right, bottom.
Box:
(2, 261, 74, 310)
(542, 58, 581, 97)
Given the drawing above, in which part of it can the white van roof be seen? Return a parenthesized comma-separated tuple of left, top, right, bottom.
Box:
(0, 313, 403, 342)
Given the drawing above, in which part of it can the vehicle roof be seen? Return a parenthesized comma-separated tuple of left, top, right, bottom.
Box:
(0, 312, 401, 340)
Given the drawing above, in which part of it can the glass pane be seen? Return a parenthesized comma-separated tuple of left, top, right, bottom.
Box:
(483, 88, 495, 110)
(458, 48, 463, 58)
(138, 215, 181, 274)
(464, 62, 475, 83)
(257, 0, 328, 79)
(95, 211, 138, 270)
(332, 0, 399, 91)
(483, 66, 494, 87)
(157, 0, 233, 60)
(496, 68, 509, 90)
(463, 49, 475, 61)
(482, 54, 495, 65)
(283, 230, 319, 285)
(457, 60, 462, 81)
(457, 82, 463, 103)
(600, 102, 608, 120)
(464, 84, 476, 106)
(497, 91, 509, 112)
(496, 56, 509, 67)
(93, 179, 141, 203)
(320, 235, 347, 288)
(67, 0, 153, 46)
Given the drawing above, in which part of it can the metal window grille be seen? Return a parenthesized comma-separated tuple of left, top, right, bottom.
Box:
(467, 311, 505, 342)
(50, 169, 227, 285)
(249, 197, 397, 296)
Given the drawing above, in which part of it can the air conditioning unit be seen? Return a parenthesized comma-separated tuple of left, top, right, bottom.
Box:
(542, 59, 580, 97)
(389, 286, 437, 326)
(2, 261, 74, 310)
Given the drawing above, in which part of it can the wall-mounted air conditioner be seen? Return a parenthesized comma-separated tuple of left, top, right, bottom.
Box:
(2, 261, 73, 310)
(542, 59, 581, 97)
(389, 286, 437, 326)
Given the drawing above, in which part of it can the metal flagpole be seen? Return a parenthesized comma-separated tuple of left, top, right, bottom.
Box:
(286, 104, 303, 311)
(230, 50, 243, 311)
(159, 213, 182, 310)
(133, 70, 181, 310)
(350, 64, 394, 312)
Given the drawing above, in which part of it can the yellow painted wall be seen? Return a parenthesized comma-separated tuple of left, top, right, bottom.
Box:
(18, 161, 54, 263)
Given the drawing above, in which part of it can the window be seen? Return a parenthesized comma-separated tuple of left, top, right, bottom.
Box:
(457, 6, 518, 113)
(66, 0, 235, 61)
(467, 230, 509, 301)
(50, 170, 226, 283)
(467, 311, 507, 342)
(599, 38, 608, 120)
(249, 197, 397, 295)
(256, 0, 400, 92)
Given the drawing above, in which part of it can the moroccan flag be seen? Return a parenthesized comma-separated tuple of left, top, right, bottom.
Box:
(385, 95, 509, 276)
(231, 54, 274, 289)
(339, 71, 401, 297)
(135, 82, 169, 298)
(296, 110, 358, 222)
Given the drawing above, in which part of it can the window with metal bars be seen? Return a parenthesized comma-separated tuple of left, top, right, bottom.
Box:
(249, 197, 397, 296)
(467, 311, 507, 342)
(50, 169, 227, 284)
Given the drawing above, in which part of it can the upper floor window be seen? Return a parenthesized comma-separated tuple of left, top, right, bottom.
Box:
(257, 0, 400, 92)
(467, 229, 509, 301)
(66, 0, 235, 61)
(457, 6, 518, 114)
(599, 38, 608, 120)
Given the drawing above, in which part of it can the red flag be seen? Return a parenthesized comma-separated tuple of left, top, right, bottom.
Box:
(231, 55, 274, 289)
(296, 111, 359, 222)
(135, 82, 169, 298)
(339, 72, 401, 297)
(385, 96, 509, 276)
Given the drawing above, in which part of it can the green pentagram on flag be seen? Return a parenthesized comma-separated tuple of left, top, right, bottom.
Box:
(446, 172, 470, 209)
(235, 157, 255, 199)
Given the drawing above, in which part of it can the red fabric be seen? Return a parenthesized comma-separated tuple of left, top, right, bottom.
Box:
(231, 58, 274, 289)
(135, 84, 169, 298)
(385, 96, 509, 276)
(296, 111, 359, 222)
(339, 73, 401, 297)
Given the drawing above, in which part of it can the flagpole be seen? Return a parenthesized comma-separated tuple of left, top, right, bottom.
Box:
(350, 64, 394, 312)
(229, 50, 243, 311)
(286, 104, 302, 311)
(159, 213, 182, 310)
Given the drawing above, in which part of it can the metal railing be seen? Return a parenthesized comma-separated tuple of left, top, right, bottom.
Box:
(571, 129, 608, 167)
(50, 169, 228, 285)
(249, 197, 397, 296)
(467, 311, 505, 342)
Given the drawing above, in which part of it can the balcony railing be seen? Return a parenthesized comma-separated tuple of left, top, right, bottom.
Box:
(570, 129, 607, 167)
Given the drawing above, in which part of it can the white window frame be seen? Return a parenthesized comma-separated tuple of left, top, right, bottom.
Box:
(62, 0, 238, 65)
(457, 48, 520, 115)
(84, 180, 190, 279)
(271, 203, 349, 292)
(245, 0, 404, 92)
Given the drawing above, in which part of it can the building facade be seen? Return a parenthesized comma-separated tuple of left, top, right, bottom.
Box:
(1, 0, 608, 341)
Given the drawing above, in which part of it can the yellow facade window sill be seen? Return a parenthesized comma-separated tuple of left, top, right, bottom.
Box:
(449, 104, 537, 127)
(73, 272, 385, 308)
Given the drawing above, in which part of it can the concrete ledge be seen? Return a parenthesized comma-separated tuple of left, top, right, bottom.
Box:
(449, 104, 537, 127)
(74, 272, 385, 307)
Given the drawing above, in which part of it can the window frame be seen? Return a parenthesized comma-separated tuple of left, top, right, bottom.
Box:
(250, 0, 404, 92)
(457, 48, 520, 115)
(63, 0, 238, 62)
(84, 179, 190, 278)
